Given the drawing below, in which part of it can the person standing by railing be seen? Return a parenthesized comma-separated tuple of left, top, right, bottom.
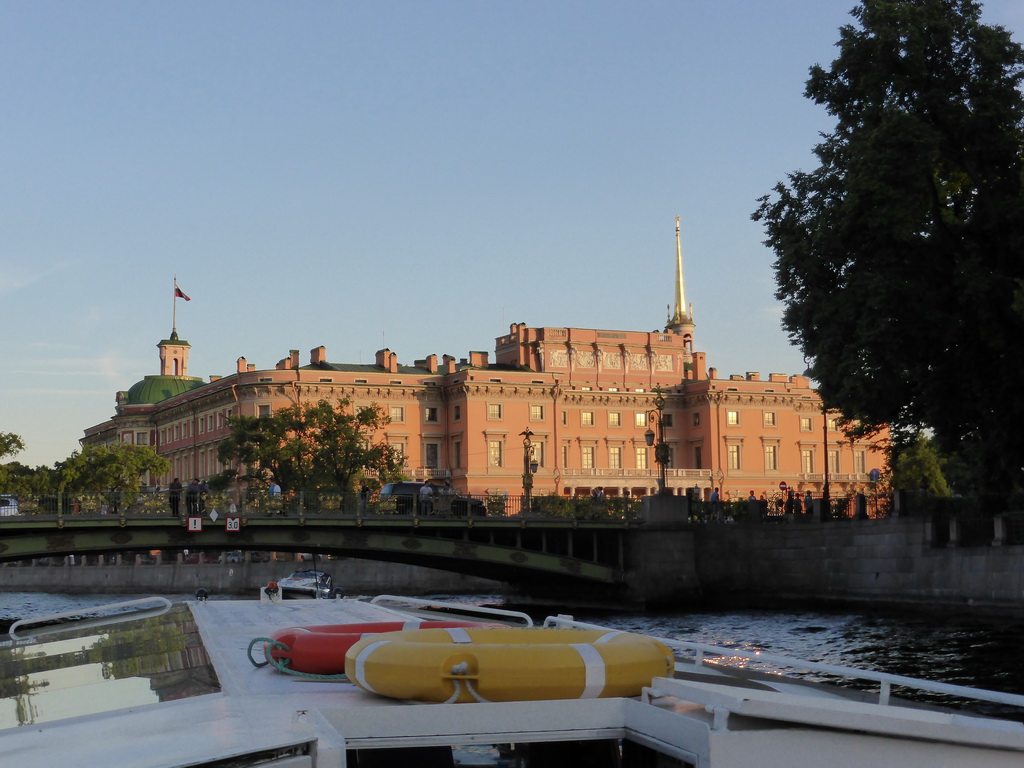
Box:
(169, 478, 182, 517)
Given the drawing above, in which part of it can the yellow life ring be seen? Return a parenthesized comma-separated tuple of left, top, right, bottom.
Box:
(345, 627, 673, 703)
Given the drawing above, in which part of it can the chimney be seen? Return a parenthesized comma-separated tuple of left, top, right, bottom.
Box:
(375, 349, 398, 373)
(237, 357, 247, 374)
(425, 354, 437, 373)
(290, 349, 300, 369)
(310, 346, 327, 365)
(708, 366, 717, 380)
(468, 350, 489, 367)
(247, 363, 256, 372)
(443, 354, 457, 374)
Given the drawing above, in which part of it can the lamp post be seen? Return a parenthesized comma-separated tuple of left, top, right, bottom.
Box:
(643, 387, 670, 493)
(804, 357, 831, 521)
(821, 406, 831, 521)
(520, 429, 538, 513)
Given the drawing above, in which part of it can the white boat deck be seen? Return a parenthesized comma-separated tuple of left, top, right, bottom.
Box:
(3, 596, 1024, 768)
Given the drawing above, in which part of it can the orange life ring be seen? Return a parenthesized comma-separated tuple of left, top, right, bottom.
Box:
(265, 620, 496, 674)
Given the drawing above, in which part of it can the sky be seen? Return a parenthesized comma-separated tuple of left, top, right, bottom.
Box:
(3, 1, 1023, 469)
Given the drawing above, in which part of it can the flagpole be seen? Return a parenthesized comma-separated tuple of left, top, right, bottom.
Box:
(172, 275, 177, 335)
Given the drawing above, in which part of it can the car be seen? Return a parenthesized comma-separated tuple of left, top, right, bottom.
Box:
(0, 495, 19, 516)
(378, 482, 485, 517)
(277, 569, 338, 599)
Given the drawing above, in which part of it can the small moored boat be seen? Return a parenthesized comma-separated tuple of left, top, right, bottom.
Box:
(346, 626, 674, 703)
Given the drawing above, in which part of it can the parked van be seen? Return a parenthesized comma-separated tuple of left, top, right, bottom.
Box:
(0, 495, 19, 516)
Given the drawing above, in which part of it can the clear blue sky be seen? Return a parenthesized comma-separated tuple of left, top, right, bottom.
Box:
(3, 1, 1022, 468)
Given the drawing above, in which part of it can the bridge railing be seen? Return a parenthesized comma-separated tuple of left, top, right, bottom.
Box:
(0, 490, 643, 522)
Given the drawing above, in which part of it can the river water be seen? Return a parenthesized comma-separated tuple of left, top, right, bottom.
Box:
(3, 591, 1022, 720)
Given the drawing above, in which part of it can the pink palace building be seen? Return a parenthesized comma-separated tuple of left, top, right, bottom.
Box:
(83, 222, 885, 502)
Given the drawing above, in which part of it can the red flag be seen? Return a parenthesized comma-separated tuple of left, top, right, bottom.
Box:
(174, 285, 191, 301)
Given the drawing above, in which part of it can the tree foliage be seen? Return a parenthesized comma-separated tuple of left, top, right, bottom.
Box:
(58, 443, 171, 494)
(0, 432, 26, 462)
(217, 398, 401, 492)
(753, 0, 1024, 492)
(891, 433, 951, 495)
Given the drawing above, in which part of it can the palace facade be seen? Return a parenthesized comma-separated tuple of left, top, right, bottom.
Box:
(83, 224, 885, 502)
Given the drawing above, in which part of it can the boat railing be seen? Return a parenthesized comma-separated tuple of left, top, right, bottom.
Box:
(7, 596, 173, 641)
(543, 614, 1024, 712)
(368, 595, 534, 627)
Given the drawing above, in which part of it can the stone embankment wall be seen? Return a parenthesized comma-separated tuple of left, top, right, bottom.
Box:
(0, 557, 500, 597)
(692, 515, 1024, 616)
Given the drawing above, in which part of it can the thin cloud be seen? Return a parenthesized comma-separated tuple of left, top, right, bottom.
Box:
(0, 261, 74, 296)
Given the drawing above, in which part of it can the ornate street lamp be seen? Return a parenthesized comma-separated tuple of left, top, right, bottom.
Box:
(520, 429, 538, 513)
(804, 358, 831, 521)
(821, 408, 831, 521)
(643, 387, 670, 493)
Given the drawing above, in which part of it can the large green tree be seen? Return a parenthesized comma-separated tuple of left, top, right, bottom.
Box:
(753, 0, 1024, 493)
(58, 443, 170, 494)
(217, 398, 401, 492)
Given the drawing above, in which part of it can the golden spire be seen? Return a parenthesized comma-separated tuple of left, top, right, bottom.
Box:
(667, 216, 693, 329)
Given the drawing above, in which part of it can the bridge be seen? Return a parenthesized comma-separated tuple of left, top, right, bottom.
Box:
(0, 509, 644, 589)
(0, 491, 708, 604)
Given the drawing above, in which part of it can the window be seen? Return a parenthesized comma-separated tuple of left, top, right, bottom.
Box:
(764, 445, 778, 471)
(424, 407, 439, 423)
(530, 404, 544, 421)
(488, 440, 503, 467)
(692, 412, 701, 427)
(828, 417, 839, 432)
(453, 405, 461, 421)
(608, 412, 621, 427)
(581, 411, 594, 426)
(800, 417, 812, 432)
(855, 451, 866, 475)
(693, 445, 703, 469)
(635, 447, 648, 470)
(533, 442, 546, 468)
(727, 444, 741, 470)
(663, 414, 674, 428)
(726, 410, 739, 426)
(561, 411, 568, 426)
(763, 411, 777, 427)
(424, 443, 439, 468)
(582, 446, 595, 469)
(609, 446, 623, 469)
(801, 448, 815, 474)
(390, 406, 405, 423)
(136, 432, 149, 446)
(828, 449, 840, 474)
(487, 403, 502, 420)
(390, 442, 405, 461)
(453, 441, 462, 468)
(258, 405, 271, 418)
(635, 412, 647, 428)
(562, 444, 570, 468)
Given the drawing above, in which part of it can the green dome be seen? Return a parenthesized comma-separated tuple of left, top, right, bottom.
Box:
(125, 375, 205, 405)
